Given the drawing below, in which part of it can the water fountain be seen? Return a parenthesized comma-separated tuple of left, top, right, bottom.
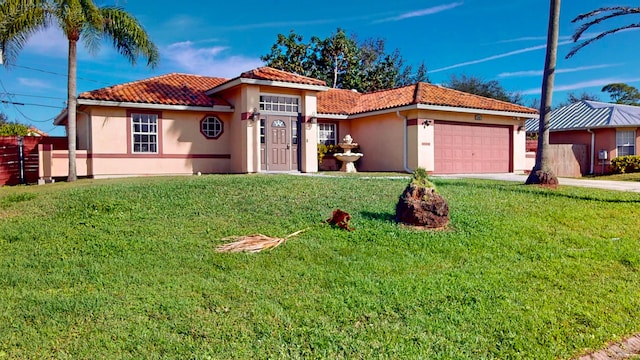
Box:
(334, 134, 364, 173)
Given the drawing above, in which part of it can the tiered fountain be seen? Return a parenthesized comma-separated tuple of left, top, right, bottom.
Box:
(334, 134, 363, 173)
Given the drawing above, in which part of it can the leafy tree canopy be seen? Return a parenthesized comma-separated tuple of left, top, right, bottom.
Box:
(601, 82, 640, 105)
(0, 122, 30, 136)
(444, 74, 524, 105)
(261, 29, 429, 93)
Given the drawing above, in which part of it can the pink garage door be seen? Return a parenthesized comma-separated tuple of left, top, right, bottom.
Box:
(434, 122, 511, 174)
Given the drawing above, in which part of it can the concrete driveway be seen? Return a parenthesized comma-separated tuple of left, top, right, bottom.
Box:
(434, 173, 640, 193)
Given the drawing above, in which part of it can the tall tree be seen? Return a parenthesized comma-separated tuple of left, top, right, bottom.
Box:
(445, 74, 523, 104)
(526, 0, 560, 186)
(567, 6, 640, 58)
(261, 29, 428, 93)
(601, 83, 640, 105)
(555, 91, 600, 108)
(0, 0, 158, 182)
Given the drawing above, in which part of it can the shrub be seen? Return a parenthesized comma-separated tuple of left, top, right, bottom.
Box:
(611, 155, 640, 174)
(317, 143, 338, 163)
(0, 122, 30, 136)
(410, 167, 436, 190)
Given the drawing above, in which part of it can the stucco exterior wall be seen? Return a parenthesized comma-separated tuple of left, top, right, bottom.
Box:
(301, 91, 318, 173)
(84, 106, 233, 177)
(349, 113, 405, 172)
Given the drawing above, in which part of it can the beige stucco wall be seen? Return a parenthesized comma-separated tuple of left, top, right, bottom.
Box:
(349, 113, 406, 172)
(83, 106, 233, 177)
(301, 91, 318, 173)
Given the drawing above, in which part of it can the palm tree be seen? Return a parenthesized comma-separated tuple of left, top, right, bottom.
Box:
(567, 6, 640, 58)
(526, 0, 560, 186)
(0, 0, 159, 181)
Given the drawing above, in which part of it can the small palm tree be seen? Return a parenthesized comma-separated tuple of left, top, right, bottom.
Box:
(0, 0, 159, 181)
(567, 6, 640, 58)
(526, 0, 560, 186)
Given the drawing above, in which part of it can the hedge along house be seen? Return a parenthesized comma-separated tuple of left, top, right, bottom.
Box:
(526, 100, 640, 175)
(49, 67, 537, 179)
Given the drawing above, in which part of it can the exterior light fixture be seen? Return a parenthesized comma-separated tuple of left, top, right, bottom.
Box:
(474, 114, 482, 121)
(422, 119, 432, 128)
(251, 108, 260, 121)
(310, 112, 318, 124)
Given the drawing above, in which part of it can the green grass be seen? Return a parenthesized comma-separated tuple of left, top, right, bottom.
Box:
(588, 172, 640, 182)
(1, 175, 639, 359)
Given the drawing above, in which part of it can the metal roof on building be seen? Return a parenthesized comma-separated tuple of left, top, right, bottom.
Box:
(526, 100, 640, 132)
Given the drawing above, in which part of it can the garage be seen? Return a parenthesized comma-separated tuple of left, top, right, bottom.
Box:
(434, 121, 512, 174)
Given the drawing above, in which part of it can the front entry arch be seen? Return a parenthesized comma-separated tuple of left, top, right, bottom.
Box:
(260, 115, 299, 171)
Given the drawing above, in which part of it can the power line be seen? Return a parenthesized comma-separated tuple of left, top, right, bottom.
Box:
(0, 92, 66, 101)
(8, 64, 112, 85)
(1, 99, 63, 109)
(0, 79, 63, 123)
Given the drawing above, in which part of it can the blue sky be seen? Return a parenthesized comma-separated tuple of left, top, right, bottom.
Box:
(1, 0, 639, 136)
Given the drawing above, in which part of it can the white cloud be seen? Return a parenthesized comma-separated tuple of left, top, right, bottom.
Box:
(17, 77, 54, 89)
(224, 19, 334, 31)
(498, 64, 622, 78)
(163, 41, 263, 78)
(23, 28, 68, 58)
(495, 35, 572, 44)
(430, 40, 574, 73)
(519, 77, 640, 95)
(374, 2, 464, 23)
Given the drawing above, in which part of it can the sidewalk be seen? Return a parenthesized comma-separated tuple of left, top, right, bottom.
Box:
(433, 173, 640, 193)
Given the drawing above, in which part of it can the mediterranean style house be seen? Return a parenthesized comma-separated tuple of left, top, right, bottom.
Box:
(47, 67, 537, 179)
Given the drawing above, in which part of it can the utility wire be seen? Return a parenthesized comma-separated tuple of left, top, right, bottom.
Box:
(0, 92, 66, 101)
(8, 64, 112, 85)
(1, 100, 63, 109)
(0, 79, 63, 123)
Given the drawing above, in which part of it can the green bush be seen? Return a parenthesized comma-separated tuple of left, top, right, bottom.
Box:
(317, 143, 338, 163)
(0, 122, 30, 136)
(611, 155, 640, 174)
(410, 167, 436, 190)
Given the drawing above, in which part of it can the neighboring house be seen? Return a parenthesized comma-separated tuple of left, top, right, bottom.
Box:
(50, 67, 537, 179)
(526, 100, 640, 175)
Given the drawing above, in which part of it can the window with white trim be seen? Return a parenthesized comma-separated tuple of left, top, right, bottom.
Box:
(318, 123, 336, 145)
(131, 113, 158, 153)
(259, 95, 300, 113)
(201, 116, 223, 139)
(616, 130, 636, 156)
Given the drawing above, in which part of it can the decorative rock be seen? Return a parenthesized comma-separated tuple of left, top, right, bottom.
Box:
(395, 184, 449, 229)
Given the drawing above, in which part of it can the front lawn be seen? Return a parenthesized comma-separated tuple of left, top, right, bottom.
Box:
(1, 175, 639, 359)
(588, 172, 640, 182)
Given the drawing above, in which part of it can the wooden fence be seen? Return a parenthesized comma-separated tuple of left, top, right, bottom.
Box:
(526, 141, 589, 177)
(0, 136, 67, 186)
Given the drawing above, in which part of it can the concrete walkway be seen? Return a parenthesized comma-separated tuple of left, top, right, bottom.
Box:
(434, 173, 640, 193)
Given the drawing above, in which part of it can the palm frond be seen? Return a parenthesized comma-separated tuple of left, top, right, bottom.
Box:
(216, 229, 308, 253)
(567, 22, 640, 59)
(100, 6, 159, 68)
(0, 0, 49, 65)
(571, 7, 640, 41)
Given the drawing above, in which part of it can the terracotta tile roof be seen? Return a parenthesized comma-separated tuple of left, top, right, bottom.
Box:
(316, 88, 361, 115)
(239, 67, 326, 86)
(415, 82, 537, 114)
(78, 73, 231, 107)
(317, 83, 538, 115)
